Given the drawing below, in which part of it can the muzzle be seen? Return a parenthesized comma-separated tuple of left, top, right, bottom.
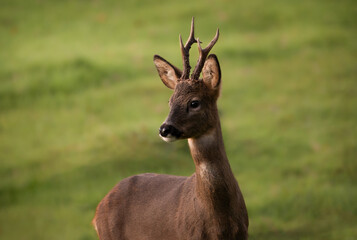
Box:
(159, 123, 182, 142)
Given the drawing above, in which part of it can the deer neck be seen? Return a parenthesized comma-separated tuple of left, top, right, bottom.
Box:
(188, 118, 239, 216)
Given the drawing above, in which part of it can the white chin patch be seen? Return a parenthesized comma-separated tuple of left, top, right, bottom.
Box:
(160, 134, 178, 143)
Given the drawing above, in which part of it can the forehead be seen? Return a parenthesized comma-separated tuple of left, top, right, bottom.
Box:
(173, 80, 207, 97)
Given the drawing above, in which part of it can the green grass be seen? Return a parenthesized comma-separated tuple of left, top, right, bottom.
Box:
(1, 0, 356, 239)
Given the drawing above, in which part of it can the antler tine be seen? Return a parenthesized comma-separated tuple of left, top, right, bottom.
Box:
(185, 17, 196, 48)
(180, 17, 197, 79)
(191, 28, 219, 80)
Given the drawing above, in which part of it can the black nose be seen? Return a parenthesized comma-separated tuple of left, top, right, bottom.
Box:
(159, 124, 182, 138)
(159, 125, 171, 137)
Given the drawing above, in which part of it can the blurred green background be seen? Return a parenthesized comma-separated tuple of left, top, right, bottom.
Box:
(0, 0, 356, 239)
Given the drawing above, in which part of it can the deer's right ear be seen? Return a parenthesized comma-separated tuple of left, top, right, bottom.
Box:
(154, 55, 182, 89)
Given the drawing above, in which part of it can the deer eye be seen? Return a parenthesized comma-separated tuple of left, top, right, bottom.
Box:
(189, 100, 200, 109)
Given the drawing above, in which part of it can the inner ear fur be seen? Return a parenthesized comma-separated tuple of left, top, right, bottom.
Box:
(202, 54, 221, 90)
(153, 55, 182, 89)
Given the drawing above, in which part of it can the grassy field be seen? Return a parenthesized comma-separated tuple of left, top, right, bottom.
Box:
(1, 0, 356, 239)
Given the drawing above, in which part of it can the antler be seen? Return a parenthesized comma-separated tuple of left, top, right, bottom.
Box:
(179, 18, 219, 80)
(191, 29, 219, 80)
(179, 17, 198, 79)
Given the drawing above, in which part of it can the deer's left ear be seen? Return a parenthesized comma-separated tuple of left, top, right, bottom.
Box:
(154, 55, 182, 89)
(202, 54, 221, 90)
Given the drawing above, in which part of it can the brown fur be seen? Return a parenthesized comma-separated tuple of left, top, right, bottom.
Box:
(93, 21, 248, 240)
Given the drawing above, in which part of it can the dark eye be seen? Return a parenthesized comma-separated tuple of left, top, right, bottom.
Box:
(190, 100, 200, 109)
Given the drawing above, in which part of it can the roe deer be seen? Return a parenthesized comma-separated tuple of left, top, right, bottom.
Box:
(93, 18, 249, 240)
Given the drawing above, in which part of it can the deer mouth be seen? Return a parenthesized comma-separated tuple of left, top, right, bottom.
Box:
(159, 124, 183, 142)
(160, 135, 178, 143)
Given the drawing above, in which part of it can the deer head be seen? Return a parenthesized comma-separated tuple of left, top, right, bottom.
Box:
(154, 18, 221, 142)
